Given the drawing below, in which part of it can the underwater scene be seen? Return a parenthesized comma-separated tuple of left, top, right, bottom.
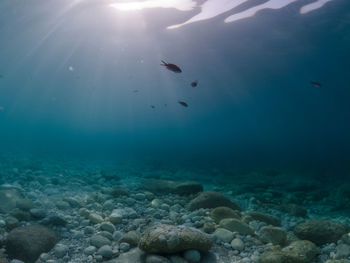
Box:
(1, 0, 350, 262)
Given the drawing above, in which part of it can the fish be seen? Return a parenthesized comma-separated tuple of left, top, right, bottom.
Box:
(150, 105, 155, 109)
(161, 60, 182, 73)
(178, 101, 188, 107)
(311, 81, 321, 87)
(133, 90, 139, 93)
(191, 80, 198, 87)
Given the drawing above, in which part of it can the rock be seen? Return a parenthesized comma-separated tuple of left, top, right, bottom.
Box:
(325, 260, 350, 263)
(135, 193, 146, 201)
(203, 222, 215, 234)
(101, 222, 116, 233)
(214, 228, 234, 243)
(281, 240, 318, 263)
(29, 208, 47, 219)
(258, 249, 286, 263)
(106, 248, 145, 263)
(189, 191, 241, 211)
(336, 244, 350, 259)
(0, 251, 8, 263)
(169, 255, 188, 263)
(280, 204, 307, 217)
(341, 232, 350, 245)
(246, 211, 281, 226)
(84, 246, 97, 255)
(259, 226, 287, 245)
(5, 217, 19, 230)
(46, 215, 67, 226)
(111, 187, 129, 197)
(294, 219, 348, 245)
(119, 231, 140, 247)
(231, 238, 244, 251)
(141, 180, 177, 194)
(10, 209, 30, 221)
(145, 254, 171, 263)
(119, 242, 130, 252)
(55, 201, 70, 210)
(183, 250, 201, 263)
(174, 182, 203, 196)
(138, 224, 212, 253)
(89, 213, 104, 224)
(90, 234, 111, 248)
(0, 189, 23, 213)
(5, 225, 57, 263)
(97, 245, 113, 258)
(142, 180, 202, 196)
(16, 199, 34, 211)
(54, 244, 68, 258)
(210, 207, 241, 223)
(219, 218, 254, 235)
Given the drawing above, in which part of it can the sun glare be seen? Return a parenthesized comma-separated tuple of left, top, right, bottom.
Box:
(110, 0, 196, 12)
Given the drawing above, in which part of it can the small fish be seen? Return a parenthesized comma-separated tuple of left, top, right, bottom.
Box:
(161, 60, 182, 73)
(150, 105, 155, 109)
(311, 81, 321, 87)
(164, 104, 167, 107)
(191, 80, 198, 87)
(133, 90, 139, 93)
(178, 101, 188, 107)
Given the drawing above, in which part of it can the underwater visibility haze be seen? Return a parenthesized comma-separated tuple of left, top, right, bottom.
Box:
(1, 0, 350, 262)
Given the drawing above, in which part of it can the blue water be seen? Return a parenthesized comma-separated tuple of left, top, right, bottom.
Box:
(0, 0, 349, 173)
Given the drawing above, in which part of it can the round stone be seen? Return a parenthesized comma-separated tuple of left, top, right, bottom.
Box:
(183, 249, 201, 263)
(139, 224, 212, 254)
(97, 245, 113, 258)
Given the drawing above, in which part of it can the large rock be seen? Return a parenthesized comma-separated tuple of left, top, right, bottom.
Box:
(219, 218, 254, 235)
(281, 240, 318, 263)
(246, 211, 281, 226)
(106, 248, 145, 263)
(0, 189, 23, 213)
(210, 207, 241, 223)
(189, 191, 241, 211)
(138, 224, 212, 253)
(5, 225, 57, 263)
(259, 226, 287, 245)
(259, 240, 317, 263)
(294, 219, 348, 245)
(141, 180, 202, 196)
(173, 182, 203, 196)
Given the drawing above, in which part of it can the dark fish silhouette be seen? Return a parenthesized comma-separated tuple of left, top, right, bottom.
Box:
(311, 81, 321, 87)
(161, 60, 182, 73)
(133, 90, 139, 93)
(178, 101, 188, 107)
(191, 80, 198, 87)
(150, 105, 155, 109)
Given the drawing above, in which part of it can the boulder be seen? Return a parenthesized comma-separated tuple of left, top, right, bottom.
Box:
(189, 191, 241, 211)
(294, 219, 348, 245)
(259, 226, 287, 245)
(138, 224, 212, 253)
(5, 225, 57, 263)
(246, 211, 281, 226)
(210, 207, 241, 223)
(219, 218, 254, 235)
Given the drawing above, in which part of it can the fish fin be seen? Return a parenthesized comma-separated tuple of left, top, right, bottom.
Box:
(161, 60, 167, 66)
